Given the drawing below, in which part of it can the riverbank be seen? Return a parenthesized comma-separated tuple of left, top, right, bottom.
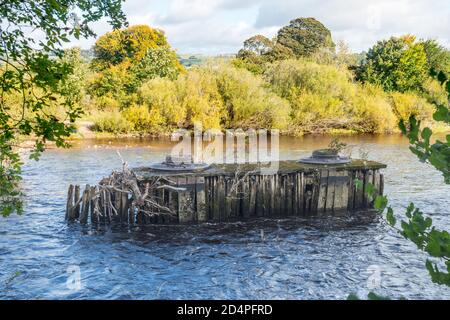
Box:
(70, 118, 450, 141)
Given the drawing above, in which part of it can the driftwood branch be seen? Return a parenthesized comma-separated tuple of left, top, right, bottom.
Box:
(66, 150, 176, 224)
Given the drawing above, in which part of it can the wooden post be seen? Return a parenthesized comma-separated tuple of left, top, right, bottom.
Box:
(354, 170, 364, 210)
(380, 173, 384, 196)
(311, 171, 320, 214)
(333, 171, 349, 213)
(91, 186, 99, 224)
(196, 177, 207, 222)
(178, 176, 196, 223)
(121, 184, 129, 223)
(73, 185, 80, 219)
(114, 189, 121, 221)
(66, 184, 74, 221)
(347, 170, 355, 211)
(317, 170, 329, 214)
(325, 170, 337, 213)
(79, 184, 90, 224)
(212, 176, 220, 221)
(297, 172, 305, 215)
(285, 174, 293, 216)
(269, 175, 275, 216)
(129, 202, 136, 225)
(218, 176, 227, 221)
(304, 174, 314, 213)
(249, 175, 257, 217)
(240, 176, 249, 218)
(363, 170, 374, 208)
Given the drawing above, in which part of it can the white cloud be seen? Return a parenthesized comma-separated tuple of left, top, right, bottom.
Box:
(65, 0, 450, 54)
(254, 0, 450, 52)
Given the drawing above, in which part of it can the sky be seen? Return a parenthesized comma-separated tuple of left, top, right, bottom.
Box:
(69, 0, 450, 55)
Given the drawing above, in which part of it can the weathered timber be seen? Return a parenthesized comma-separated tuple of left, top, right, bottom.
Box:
(66, 159, 386, 225)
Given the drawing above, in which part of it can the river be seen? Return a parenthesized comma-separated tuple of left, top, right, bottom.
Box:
(1, 134, 449, 299)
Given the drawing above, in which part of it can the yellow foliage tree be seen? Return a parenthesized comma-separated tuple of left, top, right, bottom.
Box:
(92, 25, 169, 70)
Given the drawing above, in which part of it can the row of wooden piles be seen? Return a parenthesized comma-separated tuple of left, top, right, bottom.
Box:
(65, 167, 384, 225)
(199, 168, 384, 222)
(65, 184, 134, 224)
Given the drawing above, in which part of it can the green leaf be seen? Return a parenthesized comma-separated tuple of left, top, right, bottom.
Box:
(367, 292, 390, 300)
(374, 195, 388, 211)
(433, 105, 450, 124)
(365, 183, 375, 198)
(386, 207, 396, 226)
(354, 179, 363, 191)
(347, 293, 360, 300)
(421, 127, 432, 142)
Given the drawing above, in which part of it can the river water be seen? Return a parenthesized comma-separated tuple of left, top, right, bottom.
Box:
(1, 134, 449, 299)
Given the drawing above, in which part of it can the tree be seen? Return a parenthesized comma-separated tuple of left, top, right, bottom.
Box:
(0, 0, 126, 216)
(241, 35, 274, 56)
(276, 17, 335, 57)
(89, 25, 184, 104)
(91, 25, 168, 70)
(421, 39, 450, 79)
(235, 35, 294, 74)
(131, 47, 183, 83)
(357, 36, 428, 92)
(58, 47, 90, 106)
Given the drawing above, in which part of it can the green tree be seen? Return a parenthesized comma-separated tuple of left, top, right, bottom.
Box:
(357, 36, 428, 92)
(235, 35, 274, 74)
(91, 25, 168, 70)
(58, 47, 90, 106)
(276, 17, 335, 57)
(89, 25, 184, 105)
(0, 0, 126, 216)
(240, 35, 274, 56)
(131, 47, 183, 84)
(421, 39, 450, 79)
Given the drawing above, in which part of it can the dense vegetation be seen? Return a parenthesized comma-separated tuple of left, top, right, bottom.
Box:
(60, 18, 447, 137)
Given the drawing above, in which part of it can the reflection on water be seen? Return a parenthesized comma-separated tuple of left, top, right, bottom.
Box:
(0, 134, 449, 299)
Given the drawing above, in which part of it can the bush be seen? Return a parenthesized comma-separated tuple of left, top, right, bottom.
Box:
(91, 111, 131, 134)
(264, 59, 355, 98)
(422, 78, 448, 106)
(352, 84, 398, 133)
(138, 78, 186, 128)
(389, 92, 435, 122)
(265, 59, 399, 133)
(177, 67, 226, 130)
(122, 104, 164, 134)
(91, 94, 122, 111)
(215, 64, 291, 129)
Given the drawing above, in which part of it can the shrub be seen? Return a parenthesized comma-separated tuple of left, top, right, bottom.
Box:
(264, 59, 355, 98)
(177, 67, 226, 130)
(422, 77, 448, 106)
(91, 94, 122, 111)
(122, 104, 164, 134)
(138, 78, 186, 128)
(352, 84, 398, 133)
(91, 111, 131, 134)
(389, 92, 435, 122)
(215, 65, 291, 129)
(265, 59, 399, 133)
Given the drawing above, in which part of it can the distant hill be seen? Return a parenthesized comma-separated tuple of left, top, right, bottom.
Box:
(178, 53, 236, 67)
(78, 48, 235, 67)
